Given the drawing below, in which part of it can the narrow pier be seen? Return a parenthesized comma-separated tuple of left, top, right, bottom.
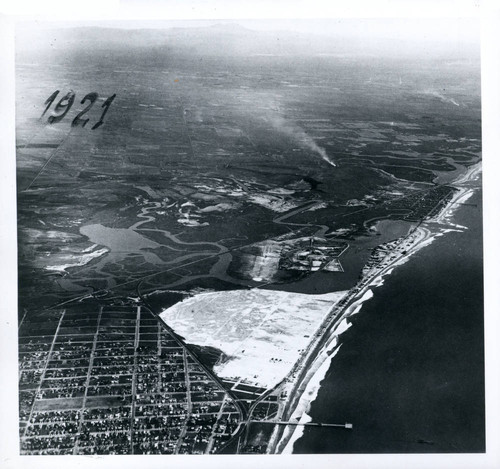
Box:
(251, 420, 353, 429)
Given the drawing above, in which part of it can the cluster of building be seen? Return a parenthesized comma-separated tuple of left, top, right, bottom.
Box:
(362, 232, 418, 277)
(390, 185, 455, 221)
(280, 237, 348, 272)
(18, 305, 242, 455)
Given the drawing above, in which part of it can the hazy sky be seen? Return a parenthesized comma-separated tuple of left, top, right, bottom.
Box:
(17, 17, 480, 46)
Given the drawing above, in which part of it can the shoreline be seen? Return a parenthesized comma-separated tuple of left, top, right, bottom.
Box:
(268, 161, 482, 454)
(281, 344, 344, 453)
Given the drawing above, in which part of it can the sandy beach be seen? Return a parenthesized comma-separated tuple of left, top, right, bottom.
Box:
(269, 161, 482, 453)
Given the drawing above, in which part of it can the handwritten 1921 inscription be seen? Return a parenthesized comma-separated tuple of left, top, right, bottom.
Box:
(41, 90, 116, 129)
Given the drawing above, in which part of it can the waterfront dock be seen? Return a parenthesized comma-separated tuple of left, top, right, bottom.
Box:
(251, 420, 353, 429)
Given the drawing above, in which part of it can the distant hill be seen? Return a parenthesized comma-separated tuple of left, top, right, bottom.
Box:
(16, 21, 479, 60)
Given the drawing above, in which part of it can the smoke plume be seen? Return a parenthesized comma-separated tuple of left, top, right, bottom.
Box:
(263, 114, 337, 167)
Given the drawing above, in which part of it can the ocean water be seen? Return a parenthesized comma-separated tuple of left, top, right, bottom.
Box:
(293, 189, 485, 453)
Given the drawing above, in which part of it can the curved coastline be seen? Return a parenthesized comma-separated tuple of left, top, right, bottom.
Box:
(268, 161, 482, 454)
